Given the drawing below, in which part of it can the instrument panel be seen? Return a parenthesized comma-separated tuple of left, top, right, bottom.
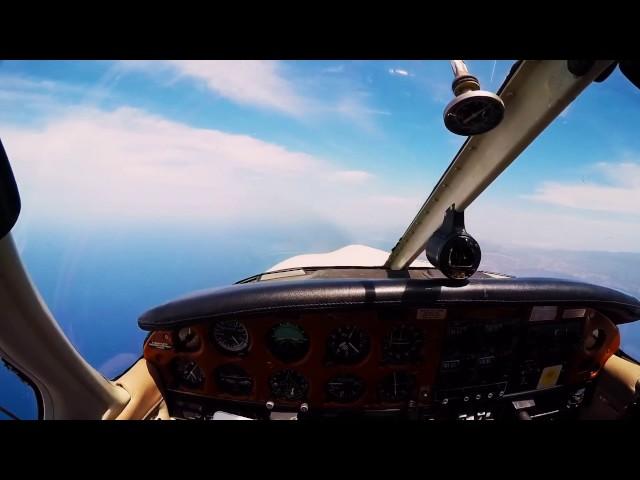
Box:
(143, 303, 620, 420)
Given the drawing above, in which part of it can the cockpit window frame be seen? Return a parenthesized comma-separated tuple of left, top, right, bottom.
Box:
(0, 357, 44, 420)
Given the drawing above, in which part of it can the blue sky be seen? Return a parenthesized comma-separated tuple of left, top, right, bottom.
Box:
(1, 60, 639, 253)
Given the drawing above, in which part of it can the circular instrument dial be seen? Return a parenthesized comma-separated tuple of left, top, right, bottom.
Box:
(269, 369, 309, 401)
(215, 364, 253, 396)
(383, 324, 424, 364)
(268, 322, 309, 363)
(173, 358, 205, 389)
(378, 371, 416, 402)
(212, 319, 250, 354)
(326, 325, 370, 364)
(326, 374, 366, 403)
(176, 327, 201, 352)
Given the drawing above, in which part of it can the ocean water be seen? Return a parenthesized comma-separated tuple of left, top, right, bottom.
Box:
(2, 225, 640, 419)
(0, 222, 357, 419)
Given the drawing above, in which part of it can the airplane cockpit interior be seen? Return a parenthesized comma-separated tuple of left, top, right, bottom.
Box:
(1, 60, 640, 422)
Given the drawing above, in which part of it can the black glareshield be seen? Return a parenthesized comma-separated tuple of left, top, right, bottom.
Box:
(425, 206, 481, 280)
(0, 139, 21, 239)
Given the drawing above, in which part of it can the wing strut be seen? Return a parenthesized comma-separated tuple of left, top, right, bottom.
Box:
(384, 60, 614, 270)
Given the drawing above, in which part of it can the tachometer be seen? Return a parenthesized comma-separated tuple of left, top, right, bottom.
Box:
(378, 371, 416, 402)
(212, 319, 250, 355)
(176, 327, 201, 352)
(173, 358, 205, 389)
(269, 369, 309, 400)
(326, 325, 370, 364)
(383, 324, 424, 364)
(215, 364, 253, 396)
(268, 322, 309, 362)
(326, 374, 365, 403)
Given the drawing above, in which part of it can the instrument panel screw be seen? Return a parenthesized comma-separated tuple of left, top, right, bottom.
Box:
(300, 403, 309, 413)
(266, 401, 275, 410)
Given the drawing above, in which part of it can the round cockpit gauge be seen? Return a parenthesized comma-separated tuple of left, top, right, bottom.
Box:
(326, 325, 370, 364)
(215, 364, 253, 396)
(173, 358, 205, 389)
(176, 327, 201, 352)
(211, 319, 250, 355)
(326, 374, 365, 403)
(269, 369, 309, 401)
(383, 324, 424, 364)
(268, 322, 309, 362)
(378, 371, 416, 402)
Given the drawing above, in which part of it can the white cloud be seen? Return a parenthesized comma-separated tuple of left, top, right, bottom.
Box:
(323, 65, 345, 74)
(118, 61, 387, 129)
(389, 68, 410, 76)
(168, 60, 307, 117)
(330, 170, 374, 184)
(119, 60, 307, 117)
(5, 104, 640, 254)
(2, 106, 416, 235)
(595, 161, 640, 187)
(471, 161, 640, 252)
(0, 74, 60, 92)
(468, 199, 640, 252)
(331, 96, 387, 133)
(0, 89, 60, 109)
(0, 73, 124, 124)
(526, 161, 640, 214)
(0, 75, 76, 114)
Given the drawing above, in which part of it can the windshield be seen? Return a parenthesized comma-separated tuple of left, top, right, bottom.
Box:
(1, 60, 639, 418)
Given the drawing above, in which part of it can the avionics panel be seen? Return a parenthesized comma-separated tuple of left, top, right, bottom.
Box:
(143, 303, 619, 420)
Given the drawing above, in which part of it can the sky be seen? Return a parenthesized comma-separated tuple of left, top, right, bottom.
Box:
(1, 59, 639, 252)
(1, 60, 640, 419)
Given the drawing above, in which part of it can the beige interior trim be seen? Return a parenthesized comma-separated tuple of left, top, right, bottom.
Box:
(153, 400, 172, 420)
(113, 358, 164, 420)
(581, 354, 640, 419)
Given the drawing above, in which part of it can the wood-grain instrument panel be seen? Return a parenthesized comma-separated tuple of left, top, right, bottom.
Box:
(143, 304, 619, 416)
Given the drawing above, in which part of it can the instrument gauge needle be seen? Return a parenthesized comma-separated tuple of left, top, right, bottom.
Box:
(462, 104, 490, 125)
(394, 373, 397, 398)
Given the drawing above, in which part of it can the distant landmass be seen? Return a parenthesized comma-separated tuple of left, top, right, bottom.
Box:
(479, 243, 640, 299)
